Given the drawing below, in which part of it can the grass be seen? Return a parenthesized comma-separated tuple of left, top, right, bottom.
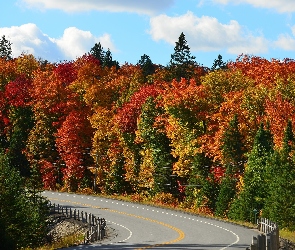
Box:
(34, 232, 85, 250)
(280, 229, 295, 243)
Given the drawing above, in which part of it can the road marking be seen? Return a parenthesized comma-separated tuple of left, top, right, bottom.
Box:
(45, 192, 240, 249)
(49, 197, 185, 250)
(108, 220, 133, 242)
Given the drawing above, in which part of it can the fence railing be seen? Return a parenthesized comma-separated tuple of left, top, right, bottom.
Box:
(48, 202, 106, 244)
(247, 218, 279, 250)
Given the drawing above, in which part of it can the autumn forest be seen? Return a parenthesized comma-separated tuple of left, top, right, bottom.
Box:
(1, 33, 295, 232)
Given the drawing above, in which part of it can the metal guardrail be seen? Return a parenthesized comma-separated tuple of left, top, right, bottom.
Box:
(48, 202, 106, 244)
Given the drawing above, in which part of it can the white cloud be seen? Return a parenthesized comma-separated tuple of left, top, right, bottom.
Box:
(273, 26, 295, 51)
(53, 28, 116, 60)
(213, 0, 295, 13)
(0, 23, 116, 61)
(20, 0, 174, 15)
(149, 11, 268, 55)
(274, 35, 295, 51)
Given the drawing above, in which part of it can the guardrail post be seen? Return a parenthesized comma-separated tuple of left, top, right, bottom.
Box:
(49, 202, 106, 244)
(250, 236, 257, 250)
(266, 233, 271, 250)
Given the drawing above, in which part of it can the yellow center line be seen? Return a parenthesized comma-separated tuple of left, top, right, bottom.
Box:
(50, 197, 185, 249)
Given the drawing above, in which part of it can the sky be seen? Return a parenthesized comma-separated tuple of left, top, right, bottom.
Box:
(2, 0, 295, 67)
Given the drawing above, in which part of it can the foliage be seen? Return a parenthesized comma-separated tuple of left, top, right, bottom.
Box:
(211, 54, 227, 71)
(215, 114, 245, 217)
(138, 54, 156, 80)
(228, 123, 274, 222)
(0, 35, 12, 60)
(168, 32, 197, 80)
(0, 151, 49, 249)
(1, 36, 295, 230)
(89, 42, 119, 68)
(263, 121, 295, 230)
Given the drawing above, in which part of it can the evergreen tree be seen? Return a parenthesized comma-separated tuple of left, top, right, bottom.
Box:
(89, 43, 119, 68)
(264, 121, 295, 229)
(103, 49, 119, 68)
(220, 114, 245, 172)
(90, 42, 105, 63)
(0, 151, 49, 249)
(168, 32, 197, 81)
(0, 35, 12, 60)
(228, 123, 274, 222)
(211, 54, 227, 71)
(138, 97, 176, 195)
(138, 54, 155, 80)
(6, 107, 34, 177)
(215, 114, 245, 217)
(185, 153, 212, 209)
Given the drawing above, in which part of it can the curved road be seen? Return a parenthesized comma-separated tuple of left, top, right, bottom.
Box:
(43, 191, 257, 250)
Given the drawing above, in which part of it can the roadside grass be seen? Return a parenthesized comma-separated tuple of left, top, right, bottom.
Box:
(280, 229, 295, 243)
(32, 232, 85, 250)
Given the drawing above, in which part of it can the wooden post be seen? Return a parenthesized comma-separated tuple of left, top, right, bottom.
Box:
(266, 233, 271, 250)
(257, 234, 264, 250)
(251, 236, 257, 250)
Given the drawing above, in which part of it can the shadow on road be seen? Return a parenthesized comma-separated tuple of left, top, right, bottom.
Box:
(66, 242, 249, 249)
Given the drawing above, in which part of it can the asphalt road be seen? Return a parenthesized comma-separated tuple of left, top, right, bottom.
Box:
(43, 191, 258, 250)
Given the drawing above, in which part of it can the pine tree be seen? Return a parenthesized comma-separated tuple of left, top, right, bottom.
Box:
(0, 151, 49, 249)
(168, 32, 196, 81)
(215, 114, 245, 217)
(0, 35, 12, 60)
(90, 42, 105, 63)
(89, 43, 119, 68)
(228, 123, 274, 222)
(138, 97, 176, 195)
(220, 114, 245, 172)
(138, 54, 155, 80)
(103, 49, 119, 68)
(211, 54, 227, 71)
(264, 121, 295, 229)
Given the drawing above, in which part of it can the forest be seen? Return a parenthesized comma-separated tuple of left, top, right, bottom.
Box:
(0, 31, 295, 242)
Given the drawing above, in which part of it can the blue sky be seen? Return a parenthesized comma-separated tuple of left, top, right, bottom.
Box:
(2, 0, 295, 67)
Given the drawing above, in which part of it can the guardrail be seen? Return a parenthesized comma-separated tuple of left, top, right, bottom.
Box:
(247, 218, 279, 250)
(48, 202, 106, 244)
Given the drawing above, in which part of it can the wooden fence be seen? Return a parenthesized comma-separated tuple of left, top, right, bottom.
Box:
(48, 202, 106, 244)
(247, 218, 279, 250)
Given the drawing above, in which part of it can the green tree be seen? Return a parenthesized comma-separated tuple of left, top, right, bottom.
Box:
(90, 42, 105, 63)
(103, 48, 119, 68)
(6, 107, 34, 176)
(228, 123, 274, 222)
(220, 114, 245, 173)
(89, 43, 119, 68)
(211, 54, 227, 71)
(0, 151, 49, 249)
(138, 97, 176, 195)
(264, 121, 295, 229)
(0, 35, 12, 60)
(215, 114, 245, 217)
(168, 32, 196, 81)
(138, 54, 155, 80)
